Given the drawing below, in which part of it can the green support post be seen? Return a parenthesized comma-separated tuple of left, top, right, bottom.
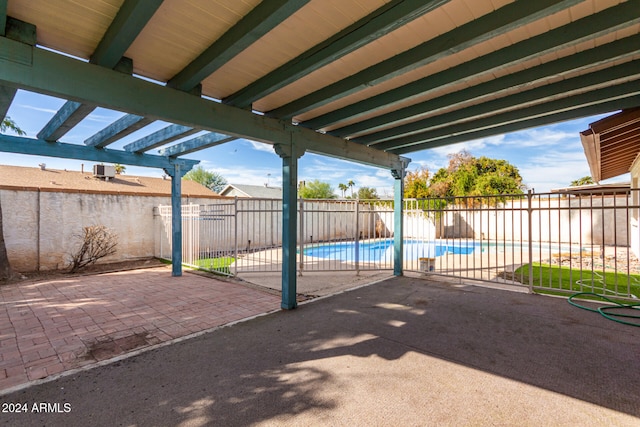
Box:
(392, 164, 407, 276)
(163, 162, 195, 277)
(274, 142, 304, 309)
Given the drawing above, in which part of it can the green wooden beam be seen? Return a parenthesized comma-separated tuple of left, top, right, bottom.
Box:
(167, 0, 311, 92)
(37, 101, 96, 142)
(362, 61, 640, 147)
(0, 134, 200, 170)
(39, 0, 160, 142)
(90, 0, 164, 68)
(378, 81, 640, 151)
(328, 35, 640, 138)
(124, 124, 197, 153)
(158, 133, 236, 157)
(84, 114, 152, 148)
(0, 0, 7, 36)
(0, 84, 15, 120)
(267, 0, 583, 119)
(4, 17, 35, 45)
(224, 0, 450, 108)
(388, 94, 640, 155)
(304, 1, 640, 130)
(0, 36, 407, 171)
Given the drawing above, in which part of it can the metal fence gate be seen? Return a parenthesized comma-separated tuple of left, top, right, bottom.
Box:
(157, 189, 640, 300)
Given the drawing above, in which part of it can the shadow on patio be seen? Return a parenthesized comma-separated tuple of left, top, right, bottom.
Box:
(2, 274, 639, 426)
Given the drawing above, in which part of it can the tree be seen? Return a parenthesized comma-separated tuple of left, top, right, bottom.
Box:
(404, 167, 431, 198)
(1, 117, 26, 281)
(114, 164, 126, 175)
(357, 186, 379, 200)
(347, 180, 355, 198)
(338, 183, 348, 198)
(570, 176, 594, 187)
(1, 117, 25, 136)
(183, 166, 227, 193)
(299, 179, 337, 199)
(429, 150, 525, 199)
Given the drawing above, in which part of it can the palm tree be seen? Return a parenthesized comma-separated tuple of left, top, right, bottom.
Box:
(338, 183, 348, 198)
(347, 180, 355, 198)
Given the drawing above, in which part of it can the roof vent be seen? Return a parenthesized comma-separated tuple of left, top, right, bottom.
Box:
(93, 164, 116, 180)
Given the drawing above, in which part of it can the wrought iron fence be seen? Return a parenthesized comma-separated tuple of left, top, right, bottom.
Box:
(157, 189, 640, 300)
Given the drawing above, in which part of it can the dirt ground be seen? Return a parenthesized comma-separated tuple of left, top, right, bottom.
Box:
(1, 257, 167, 286)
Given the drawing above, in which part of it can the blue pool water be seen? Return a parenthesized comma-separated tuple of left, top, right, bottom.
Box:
(303, 239, 479, 262)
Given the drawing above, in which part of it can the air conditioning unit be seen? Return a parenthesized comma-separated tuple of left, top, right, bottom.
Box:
(93, 164, 116, 179)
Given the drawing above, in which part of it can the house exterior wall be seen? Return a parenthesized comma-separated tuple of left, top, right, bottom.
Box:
(1, 188, 215, 272)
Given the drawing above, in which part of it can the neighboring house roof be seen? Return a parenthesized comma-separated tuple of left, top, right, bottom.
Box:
(551, 182, 630, 195)
(219, 183, 282, 199)
(0, 165, 222, 198)
(580, 107, 640, 182)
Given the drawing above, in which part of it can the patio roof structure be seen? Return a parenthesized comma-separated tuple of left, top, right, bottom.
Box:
(1, 0, 639, 309)
(580, 107, 640, 182)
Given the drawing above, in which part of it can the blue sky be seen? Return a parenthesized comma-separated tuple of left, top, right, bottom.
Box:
(2, 89, 626, 196)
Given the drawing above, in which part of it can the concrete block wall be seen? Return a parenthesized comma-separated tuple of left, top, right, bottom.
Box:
(1, 188, 214, 272)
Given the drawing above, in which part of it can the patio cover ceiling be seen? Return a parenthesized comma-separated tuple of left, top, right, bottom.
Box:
(580, 107, 640, 182)
(1, 0, 640, 172)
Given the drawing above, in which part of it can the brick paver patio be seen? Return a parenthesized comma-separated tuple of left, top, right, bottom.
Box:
(0, 267, 280, 392)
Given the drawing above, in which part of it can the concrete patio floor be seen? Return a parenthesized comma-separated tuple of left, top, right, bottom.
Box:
(1, 266, 639, 426)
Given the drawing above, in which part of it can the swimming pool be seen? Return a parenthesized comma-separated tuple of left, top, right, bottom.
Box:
(302, 239, 588, 262)
(302, 239, 478, 262)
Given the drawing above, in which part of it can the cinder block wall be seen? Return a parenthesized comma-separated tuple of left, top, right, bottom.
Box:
(0, 188, 213, 272)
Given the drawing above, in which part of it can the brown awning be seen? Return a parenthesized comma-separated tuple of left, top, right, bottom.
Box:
(580, 107, 640, 182)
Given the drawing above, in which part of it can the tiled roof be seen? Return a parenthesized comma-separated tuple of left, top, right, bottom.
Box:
(0, 165, 223, 198)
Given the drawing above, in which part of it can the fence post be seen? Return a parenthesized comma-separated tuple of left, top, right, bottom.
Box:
(527, 190, 534, 293)
(355, 200, 360, 275)
(299, 198, 304, 276)
(233, 196, 238, 276)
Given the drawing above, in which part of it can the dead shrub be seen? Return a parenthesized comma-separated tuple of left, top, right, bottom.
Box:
(67, 225, 118, 273)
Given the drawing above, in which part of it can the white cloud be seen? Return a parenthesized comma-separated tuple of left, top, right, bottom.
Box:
(247, 140, 276, 153)
(518, 150, 592, 192)
(15, 104, 59, 114)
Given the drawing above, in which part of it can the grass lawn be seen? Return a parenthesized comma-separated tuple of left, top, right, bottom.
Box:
(514, 263, 640, 300)
(193, 257, 235, 274)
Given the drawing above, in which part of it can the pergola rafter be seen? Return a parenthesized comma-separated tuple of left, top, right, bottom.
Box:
(224, 0, 450, 109)
(389, 95, 640, 155)
(327, 35, 640, 139)
(379, 81, 640, 151)
(360, 61, 640, 147)
(167, 0, 312, 93)
(267, 0, 583, 119)
(37, 0, 163, 142)
(124, 124, 198, 153)
(303, 1, 640, 131)
(158, 133, 238, 157)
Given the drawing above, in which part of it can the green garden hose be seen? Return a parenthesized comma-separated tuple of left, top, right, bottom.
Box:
(568, 292, 640, 327)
